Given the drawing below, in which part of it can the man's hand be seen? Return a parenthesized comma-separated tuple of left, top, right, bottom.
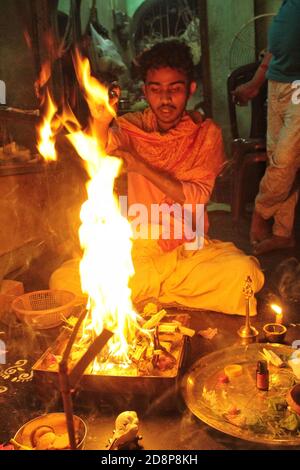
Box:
(87, 84, 120, 123)
(88, 84, 121, 147)
(232, 81, 260, 106)
(231, 52, 272, 106)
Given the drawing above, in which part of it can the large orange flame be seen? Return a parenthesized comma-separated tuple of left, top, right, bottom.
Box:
(68, 50, 140, 365)
(37, 50, 143, 368)
(35, 61, 52, 99)
(73, 49, 117, 122)
(37, 89, 58, 161)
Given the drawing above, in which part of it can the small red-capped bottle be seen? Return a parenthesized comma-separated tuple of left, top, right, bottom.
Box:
(256, 360, 269, 391)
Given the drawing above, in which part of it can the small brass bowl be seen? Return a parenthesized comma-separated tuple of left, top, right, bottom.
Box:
(13, 413, 87, 450)
(263, 323, 287, 343)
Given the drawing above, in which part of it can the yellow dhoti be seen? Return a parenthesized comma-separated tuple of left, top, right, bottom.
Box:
(49, 238, 264, 316)
(130, 238, 264, 316)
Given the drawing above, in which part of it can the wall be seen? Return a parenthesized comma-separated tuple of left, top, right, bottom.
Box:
(0, 0, 37, 109)
(0, 158, 87, 286)
(0, 168, 64, 282)
(126, 0, 144, 17)
(255, 0, 282, 14)
(96, 0, 126, 36)
(0, 1, 41, 150)
(207, 0, 255, 150)
(79, 0, 127, 40)
(57, 0, 71, 16)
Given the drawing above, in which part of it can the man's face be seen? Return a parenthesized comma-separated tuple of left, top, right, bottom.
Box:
(143, 67, 196, 131)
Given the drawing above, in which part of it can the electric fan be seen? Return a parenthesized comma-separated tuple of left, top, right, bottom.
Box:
(229, 13, 276, 71)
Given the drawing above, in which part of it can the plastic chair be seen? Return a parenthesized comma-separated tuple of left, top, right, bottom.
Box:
(227, 62, 268, 227)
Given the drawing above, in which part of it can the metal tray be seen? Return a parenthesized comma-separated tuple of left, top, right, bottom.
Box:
(181, 343, 300, 446)
(32, 315, 190, 408)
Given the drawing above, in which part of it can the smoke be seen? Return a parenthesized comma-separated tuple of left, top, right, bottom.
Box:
(272, 257, 300, 303)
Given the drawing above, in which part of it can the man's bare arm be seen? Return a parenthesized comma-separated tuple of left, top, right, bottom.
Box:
(126, 156, 185, 205)
(232, 52, 273, 105)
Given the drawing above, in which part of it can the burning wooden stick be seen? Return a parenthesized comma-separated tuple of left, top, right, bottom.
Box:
(143, 309, 167, 330)
(59, 309, 113, 450)
(158, 323, 195, 337)
(130, 344, 147, 363)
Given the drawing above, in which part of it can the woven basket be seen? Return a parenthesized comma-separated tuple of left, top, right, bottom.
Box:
(12, 290, 76, 329)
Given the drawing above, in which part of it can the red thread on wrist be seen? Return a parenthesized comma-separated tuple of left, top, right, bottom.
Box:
(260, 64, 269, 70)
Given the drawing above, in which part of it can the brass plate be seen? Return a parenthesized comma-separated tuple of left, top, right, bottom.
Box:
(182, 343, 300, 446)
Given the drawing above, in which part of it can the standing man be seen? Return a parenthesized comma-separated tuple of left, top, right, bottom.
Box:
(233, 0, 300, 255)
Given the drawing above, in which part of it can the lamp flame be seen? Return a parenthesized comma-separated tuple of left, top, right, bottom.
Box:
(271, 304, 282, 315)
(271, 304, 283, 324)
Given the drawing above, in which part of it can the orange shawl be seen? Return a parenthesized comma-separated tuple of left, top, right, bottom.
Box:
(116, 108, 225, 186)
(112, 108, 225, 251)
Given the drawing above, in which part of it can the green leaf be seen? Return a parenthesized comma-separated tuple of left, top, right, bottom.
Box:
(268, 396, 287, 412)
(279, 413, 300, 432)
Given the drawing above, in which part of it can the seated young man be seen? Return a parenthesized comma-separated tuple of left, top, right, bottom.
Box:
(51, 40, 264, 315)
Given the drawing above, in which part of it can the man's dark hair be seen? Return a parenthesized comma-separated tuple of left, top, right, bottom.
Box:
(137, 39, 195, 82)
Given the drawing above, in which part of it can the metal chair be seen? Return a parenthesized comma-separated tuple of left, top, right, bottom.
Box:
(227, 62, 268, 227)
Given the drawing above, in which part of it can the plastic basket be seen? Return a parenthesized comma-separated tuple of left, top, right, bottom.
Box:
(12, 290, 76, 329)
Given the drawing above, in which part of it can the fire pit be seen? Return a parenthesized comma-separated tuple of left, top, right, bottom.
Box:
(32, 311, 191, 407)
